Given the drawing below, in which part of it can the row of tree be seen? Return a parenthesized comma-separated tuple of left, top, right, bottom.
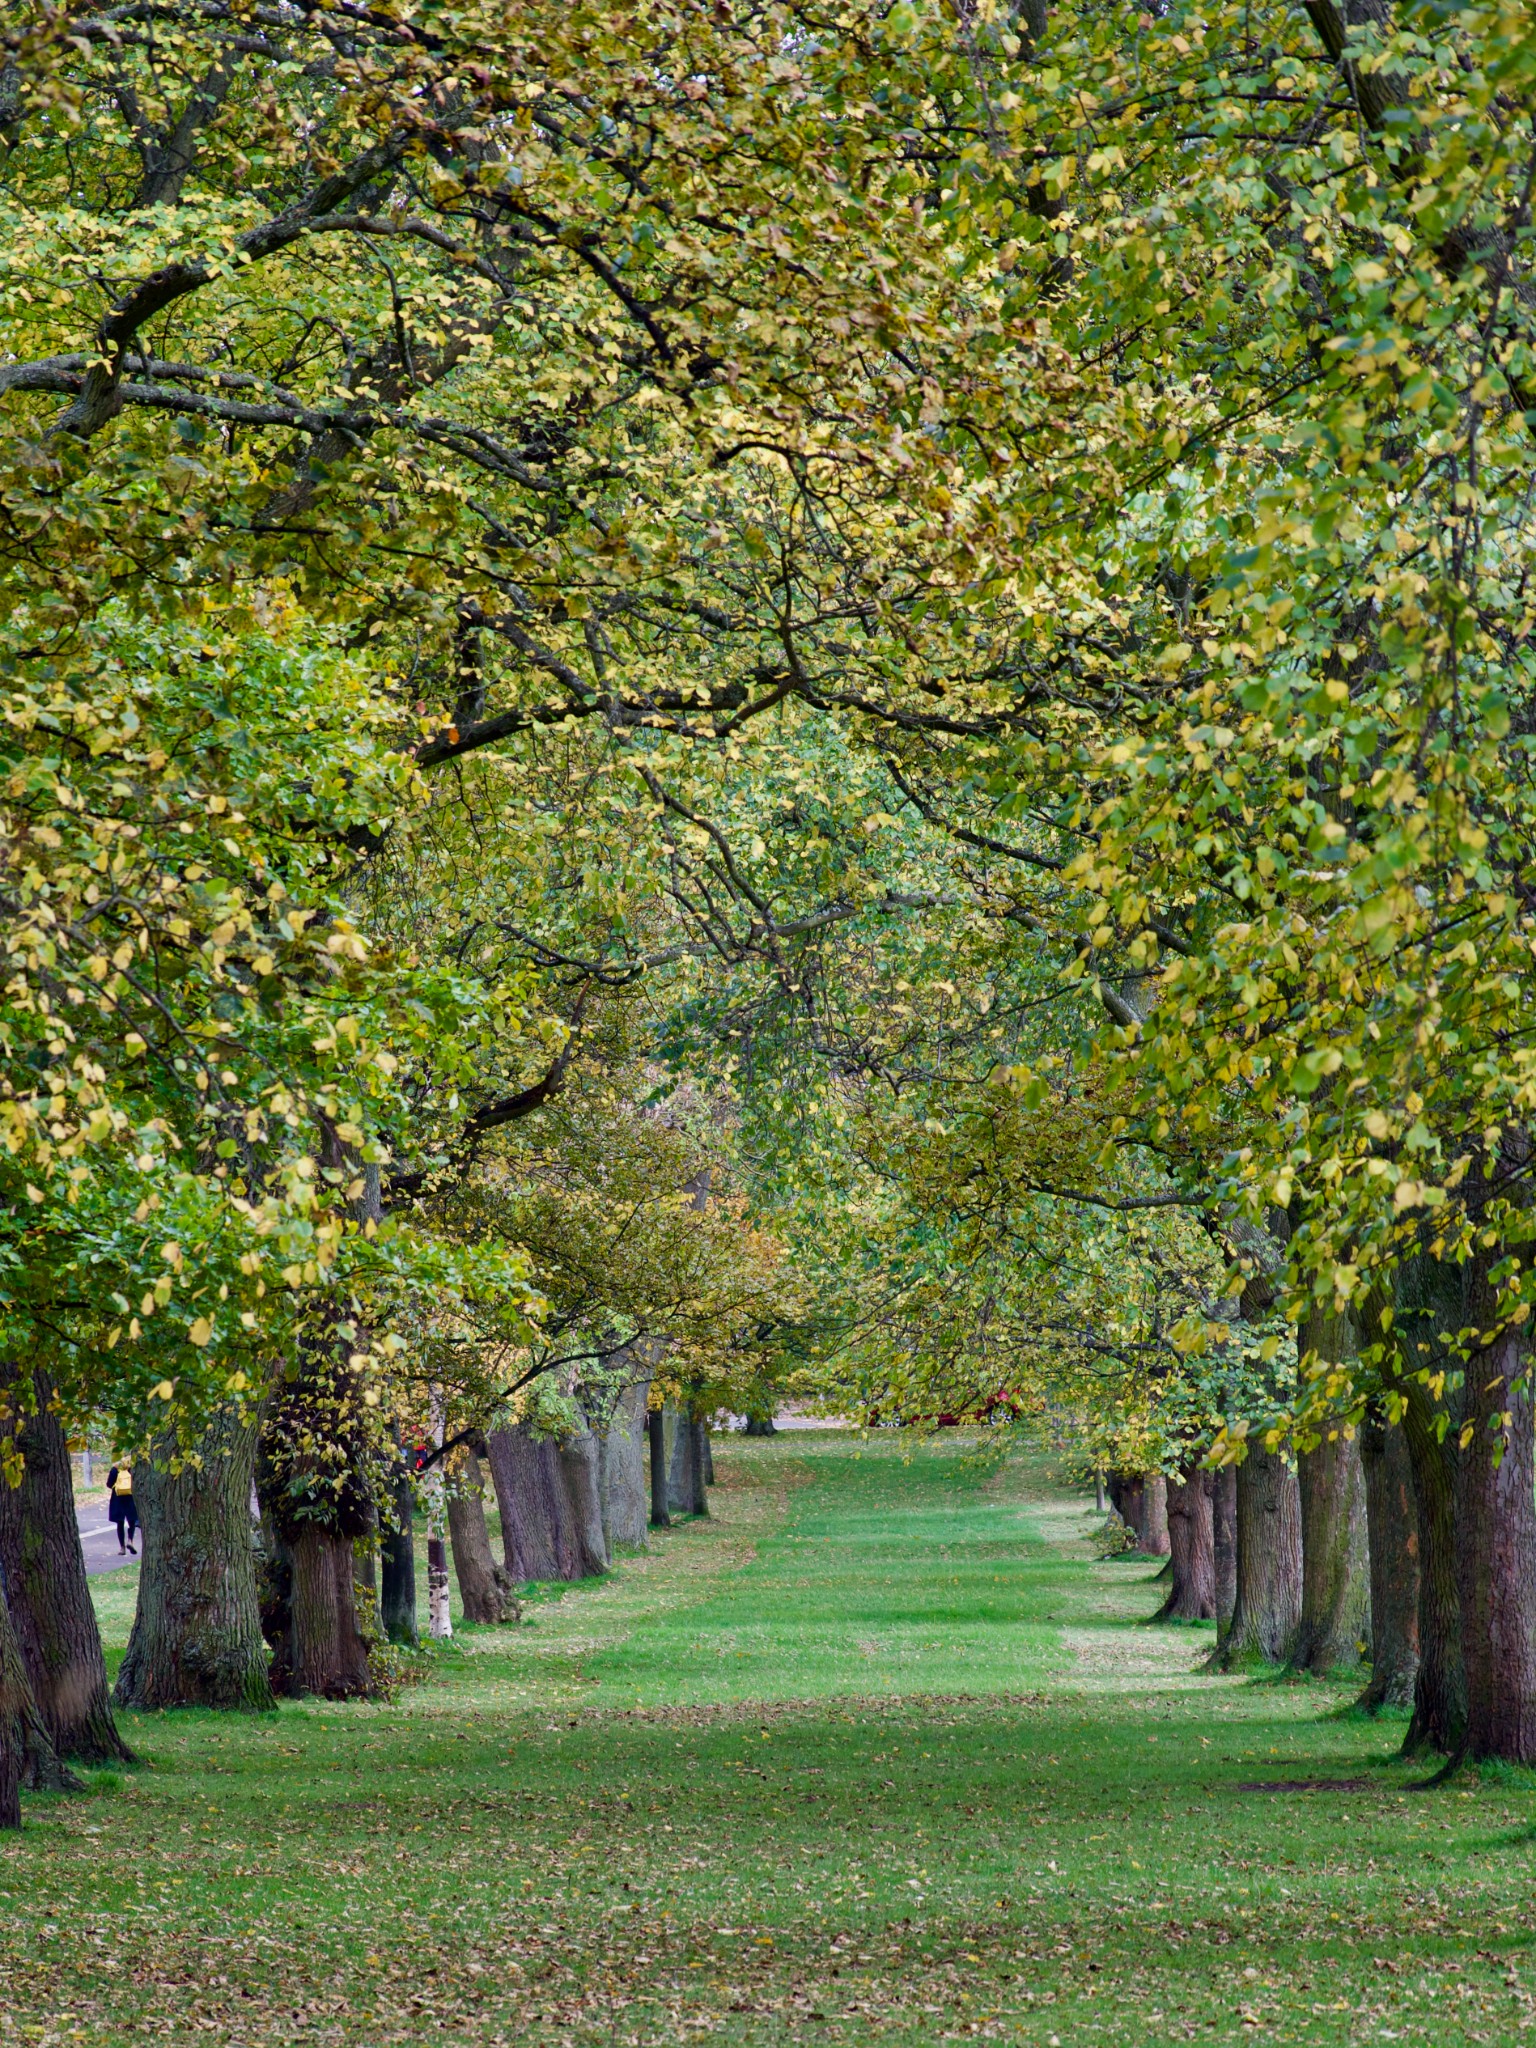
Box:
(3, 0, 1536, 1823)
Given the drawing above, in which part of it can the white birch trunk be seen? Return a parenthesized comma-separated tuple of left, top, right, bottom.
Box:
(425, 1386, 452, 1641)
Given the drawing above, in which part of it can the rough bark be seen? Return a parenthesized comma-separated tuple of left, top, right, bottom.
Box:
(446, 1448, 519, 1624)
(701, 1425, 715, 1487)
(648, 1408, 671, 1529)
(1157, 1471, 1215, 1621)
(1358, 1412, 1420, 1713)
(1289, 1304, 1370, 1675)
(485, 1427, 591, 1582)
(599, 1383, 651, 1549)
(0, 1573, 79, 1827)
(1215, 1447, 1301, 1667)
(115, 1409, 274, 1712)
(1455, 1248, 1536, 1763)
(1137, 1474, 1171, 1557)
(380, 1461, 418, 1645)
(559, 1430, 609, 1576)
(0, 1372, 131, 1762)
(0, 1586, 23, 1829)
(1290, 1434, 1370, 1675)
(289, 1524, 372, 1698)
(1378, 1264, 1467, 1755)
(1212, 1464, 1238, 1644)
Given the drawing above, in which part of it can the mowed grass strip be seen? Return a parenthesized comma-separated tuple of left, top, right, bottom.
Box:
(4, 1433, 1536, 2045)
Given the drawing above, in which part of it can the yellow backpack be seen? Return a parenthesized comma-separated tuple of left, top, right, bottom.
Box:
(114, 1469, 133, 1495)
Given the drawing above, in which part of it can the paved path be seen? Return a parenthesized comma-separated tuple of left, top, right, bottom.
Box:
(77, 1502, 135, 1576)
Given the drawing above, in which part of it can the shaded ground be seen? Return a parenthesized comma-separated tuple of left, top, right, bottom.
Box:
(6, 1433, 1535, 2043)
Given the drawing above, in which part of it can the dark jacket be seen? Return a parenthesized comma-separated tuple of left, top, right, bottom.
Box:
(106, 1466, 137, 1529)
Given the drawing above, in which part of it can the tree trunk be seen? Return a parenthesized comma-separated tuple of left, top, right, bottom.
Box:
(445, 1448, 519, 1624)
(1215, 1447, 1301, 1667)
(0, 1586, 24, 1829)
(1288, 1304, 1370, 1676)
(1212, 1464, 1238, 1644)
(1290, 1433, 1370, 1676)
(115, 1409, 274, 1712)
(686, 1410, 710, 1518)
(1380, 1261, 1467, 1754)
(1137, 1474, 1170, 1556)
(1358, 1412, 1419, 1713)
(380, 1462, 418, 1645)
(289, 1525, 372, 1698)
(1156, 1471, 1215, 1620)
(353, 1495, 378, 1618)
(486, 1427, 591, 1581)
(701, 1425, 715, 1487)
(424, 1389, 451, 1641)
(666, 1403, 690, 1515)
(0, 1573, 79, 1827)
(1094, 1470, 1106, 1514)
(1109, 1473, 1143, 1538)
(648, 1408, 671, 1529)
(0, 1371, 131, 1762)
(1455, 1249, 1536, 1763)
(600, 1383, 651, 1548)
(559, 1430, 609, 1576)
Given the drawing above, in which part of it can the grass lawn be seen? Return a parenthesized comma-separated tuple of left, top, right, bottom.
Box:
(5, 1431, 1536, 2044)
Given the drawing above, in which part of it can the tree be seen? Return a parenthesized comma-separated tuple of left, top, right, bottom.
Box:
(115, 1408, 273, 1712)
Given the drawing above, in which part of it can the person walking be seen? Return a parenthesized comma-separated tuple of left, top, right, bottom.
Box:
(105, 1462, 138, 1555)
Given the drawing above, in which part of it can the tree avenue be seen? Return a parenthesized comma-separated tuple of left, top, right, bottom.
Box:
(0, 0, 1533, 2009)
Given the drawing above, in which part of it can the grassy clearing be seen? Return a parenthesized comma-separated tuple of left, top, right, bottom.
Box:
(5, 1433, 1536, 2044)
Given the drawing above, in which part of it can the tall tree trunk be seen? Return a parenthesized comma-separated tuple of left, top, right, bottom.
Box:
(1372, 1260, 1466, 1756)
(1455, 1248, 1536, 1763)
(1397, 1386, 1465, 1754)
(1137, 1474, 1170, 1556)
(559, 1429, 609, 1576)
(380, 1460, 418, 1646)
(686, 1409, 710, 1518)
(0, 1371, 131, 1762)
(666, 1403, 690, 1516)
(1156, 1471, 1215, 1620)
(424, 1388, 451, 1641)
(289, 1525, 372, 1698)
(648, 1408, 671, 1529)
(1290, 1435, 1370, 1675)
(115, 1409, 274, 1712)
(1289, 1305, 1370, 1675)
(701, 1425, 715, 1487)
(445, 1448, 519, 1624)
(600, 1383, 651, 1548)
(1215, 1447, 1301, 1667)
(1212, 1465, 1238, 1644)
(1358, 1412, 1420, 1712)
(486, 1427, 592, 1581)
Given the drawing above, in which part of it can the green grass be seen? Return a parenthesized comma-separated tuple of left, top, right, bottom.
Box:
(6, 1432, 1536, 2044)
